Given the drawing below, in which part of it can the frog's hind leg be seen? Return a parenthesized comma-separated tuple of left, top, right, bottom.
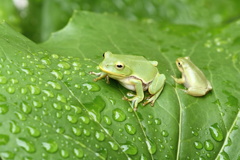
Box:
(143, 73, 166, 106)
(184, 87, 208, 97)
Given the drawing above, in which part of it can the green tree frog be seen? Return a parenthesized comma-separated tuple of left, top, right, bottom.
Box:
(171, 57, 212, 96)
(90, 51, 166, 110)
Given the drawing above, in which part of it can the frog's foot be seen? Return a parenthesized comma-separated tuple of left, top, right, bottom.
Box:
(126, 92, 135, 97)
(143, 95, 156, 106)
(122, 96, 143, 111)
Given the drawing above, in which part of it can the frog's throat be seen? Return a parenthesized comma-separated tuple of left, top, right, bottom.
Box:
(99, 66, 126, 78)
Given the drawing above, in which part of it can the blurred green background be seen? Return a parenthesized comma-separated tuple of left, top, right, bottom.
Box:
(1, 0, 240, 43)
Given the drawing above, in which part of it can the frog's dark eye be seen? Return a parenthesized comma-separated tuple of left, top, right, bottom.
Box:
(177, 62, 182, 67)
(115, 63, 124, 69)
(102, 53, 105, 57)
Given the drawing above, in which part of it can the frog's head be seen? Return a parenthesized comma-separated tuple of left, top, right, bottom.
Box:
(98, 51, 132, 78)
(175, 57, 191, 72)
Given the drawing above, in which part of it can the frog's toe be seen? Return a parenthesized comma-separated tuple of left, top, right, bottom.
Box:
(127, 92, 135, 97)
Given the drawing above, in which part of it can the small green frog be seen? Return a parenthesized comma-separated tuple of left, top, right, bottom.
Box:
(90, 51, 166, 110)
(172, 57, 212, 96)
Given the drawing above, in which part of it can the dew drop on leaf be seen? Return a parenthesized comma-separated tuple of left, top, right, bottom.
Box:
(146, 138, 157, 154)
(20, 87, 28, 95)
(58, 61, 71, 69)
(80, 116, 90, 124)
(0, 151, 15, 159)
(154, 118, 161, 125)
(95, 131, 105, 141)
(108, 141, 119, 151)
(57, 94, 67, 103)
(103, 115, 112, 125)
(47, 81, 62, 90)
(60, 149, 69, 158)
(32, 100, 42, 108)
(0, 94, 6, 102)
(67, 114, 78, 124)
(124, 123, 136, 135)
(0, 104, 8, 114)
(204, 140, 214, 151)
(73, 148, 84, 158)
(9, 121, 21, 134)
(161, 130, 169, 137)
(42, 89, 54, 98)
(52, 103, 62, 110)
(6, 86, 15, 94)
(15, 112, 26, 121)
(209, 123, 224, 142)
(72, 127, 82, 136)
(0, 134, 9, 145)
(41, 57, 51, 65)
(51, 70, 63, 80)
(20, 102, 32, 114)
(28, 85, 41, 95)
(42, 140, 58, 153)
(27, 126, 41, 137)
(120, 142, 138, 155)
(82, 82, 101, 92)
(112, 108, 126, 122)
(194, 141, 203, 150)
(16, 138, 36, 153)
(83, 129, 91, 136)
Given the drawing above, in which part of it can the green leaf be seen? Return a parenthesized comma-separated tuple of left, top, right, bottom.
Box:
(0, 11, 240, 159)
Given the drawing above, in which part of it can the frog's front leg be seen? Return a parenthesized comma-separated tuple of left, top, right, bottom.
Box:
(171, 75, 185, 84)
(123, 79, 144, 111)
(144, 73, 166, 106)
(89, 72, 109, 83)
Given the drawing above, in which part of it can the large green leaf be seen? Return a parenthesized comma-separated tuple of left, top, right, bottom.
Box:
(0, 11, 240, 159)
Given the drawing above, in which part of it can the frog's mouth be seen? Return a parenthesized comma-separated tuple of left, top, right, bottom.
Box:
(99, 66, 126, 78)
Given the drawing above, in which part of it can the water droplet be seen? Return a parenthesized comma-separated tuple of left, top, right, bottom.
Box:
(20, 102, 32, 114)
(51, 70, 63, 80)
(42, 89, 54, 98)
(17, 138, 36, 153)
(10, 78, 18, 84)
(209, 123, 224, 142)
(58, 62, 71, 69)
(95, 131, 105, 141)
(204, 140, 214, 151)
(56, 127, 65, 134)
(72, 127, 82, 136)
(194, 141, 203, 150)
(83, 129, 91, 136)
(0, 94, 6, 102)
(28, 85, 41, 95)
(219, 151, 230, 160)
(104, 128, 114, 136)
(10, 121, 21, 134)
(21, 68, 33, 75)
(6, 86, 15, 94)
(47, 81, 62, 90)
(154, 118, 161, 125)
(124, 123, 136, 135)
(0, 151, 15, 159)
(67, 114, 78, 124)
(41, 57, 51, 65)
(82, 82, 100, 92)
(71, 105, 82, 114)
(0, 134, 9, 145)
(57, 94, 67, 103)
(32, 100, 42, 108)
(112, 108, 126, 122)
(27, 126, 41, 137)
(191, 129, 199, 137)
(42, 140, 58, 153)
(0, 104, 8, 114)
(103, 115, 112, 125)
(162, 130, 169, 137)
(15, 112, 26, 121)
(52, 103, 62, 110)
(146, 138, 157, 154)
(73, 148, 84, 158)
(51, 54, 59, 59)
(80, 116, 90, 124)
(20, 87, 28, 94)
(140, 154, 148, 160)
(0, 75, 7, 84)
(60, 149, 69, 158)
(120, 142, 138, 155)
(36, 64, 46, 69)
(108, 141, 119, 151)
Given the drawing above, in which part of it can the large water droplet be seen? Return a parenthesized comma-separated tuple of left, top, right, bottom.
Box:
(108, 141, 119, 151)
(72, 127, 82, 136)
(58, 62, 71, 69)
(0, 151, 15, 159)
(20, 102, 32, 114)
(28, 85, 41, 95)
(124, 123, 136, 135)
(60, 149, 69, 158)
(6, 86, 15, 94)
(146, 138, 157, 154)
(162, 130, 169, 137)
(71, 105, 82, 114)
(10, 121, 21, 134)
(51, 70, 63, 80)
(120, 142, 138, 155)
(0, 104, 8, 114)
(154, 118, 161, 125)
(52, 103, 62, 110)
(57, 94, 67, 103)
(42, 140, 58, 153)
(83, 129, 91, 136)
(41, 57, 51, 65)
(112, 108, 126, 122)
(16, 138, 36, 153)
(0, 134, 9, 145)
(194, 141, 203, 150)
(73, 148, 84, 158)
(204, 140, 214, 151)
(21, 68, 33, 75)
(95, 131, 105, 141)
(42, 89, 54, 98)
(82, 82, 101, 92)
(0, 75, 7, 84)
(80, 116, 90, 124)
(47, 81, 62, 90)
(32, 100, 42, 108)
(209, 123, 224, 142)
(15, 112, 26, 121)
(67, 114, 78, 124)
(27, 126, 41, 137)
(103, 115, 112, 125)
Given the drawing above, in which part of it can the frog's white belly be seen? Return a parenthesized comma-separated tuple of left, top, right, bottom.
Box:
(117, 76, 150, 91)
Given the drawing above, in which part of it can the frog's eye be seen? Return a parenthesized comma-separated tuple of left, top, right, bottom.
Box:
(177, 62, 182, 67)
(102, 53, 105, 57)
(115, 63, 124, 70)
